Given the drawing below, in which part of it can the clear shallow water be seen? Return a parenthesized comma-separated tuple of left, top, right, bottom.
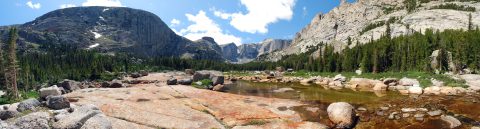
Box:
(224, 81, 480, 129)
(225, 81, 405, 105)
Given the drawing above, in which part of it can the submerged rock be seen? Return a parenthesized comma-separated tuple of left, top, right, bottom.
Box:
(273, 88, 295, 93)
(327, 102, 356, 128)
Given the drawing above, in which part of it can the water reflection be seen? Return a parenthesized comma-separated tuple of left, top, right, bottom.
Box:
(225, 81, 405, 105)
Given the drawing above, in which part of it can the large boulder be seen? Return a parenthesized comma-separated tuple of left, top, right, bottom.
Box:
(383, 78, 398, 86)
(0, 110, 19, 120)
(334, 74, 347, 82)
(130, 72, 141, 78)
(109, 80, 125, 88)
(40, 85, 62, 99)
(193, 70, 224, 85)
(46, 95, 70, 110)
(139, 70, 149, 76)
(430, 50, 457, 73)
(167, 78, 177, 85)
(348, 78, 381, 90)
(327, 102, 356, 128)
(53, 104, 110, 129)
(13, 112, 51, 129)
(178, 79, 193, 85)
(399, 77, 420, 86)
(212, 76, 224, 86)
(17, 98, 41, 112)
(58, 79, 81, 93)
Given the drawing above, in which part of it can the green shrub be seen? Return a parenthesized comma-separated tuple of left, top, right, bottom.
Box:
(430, 3, 476, 12)
(192, 79, 213, 89)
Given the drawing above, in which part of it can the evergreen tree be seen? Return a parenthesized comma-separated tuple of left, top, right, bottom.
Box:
(0, 37, 4, 90)
(468, 13, 473, 31)
(5, 28, 19, 100)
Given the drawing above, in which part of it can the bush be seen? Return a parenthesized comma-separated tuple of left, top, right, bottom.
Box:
(430, 3, 476, 12)
(192, 79, 213, 89)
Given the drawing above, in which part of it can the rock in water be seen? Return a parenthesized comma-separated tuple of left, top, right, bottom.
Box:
(39, 85, 62, 99)
(46, 95, 70, 110)
(17, 98, 41, 112)
(327, 102, 356, 128)
(13, 112, 51, 129)
(167, 78, 177, 85)
(212, 76, 225, 86)
(441, 115, 461, 128)
(373, 83, 388, 91)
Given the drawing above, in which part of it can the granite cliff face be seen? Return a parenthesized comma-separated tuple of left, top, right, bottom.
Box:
(236, 39, 292, 63)
(266, 0, 480, 61)
(220, 43, 239, 62)
(0, 7, 223, 60)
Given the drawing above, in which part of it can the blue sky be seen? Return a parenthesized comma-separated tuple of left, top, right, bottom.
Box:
(0, 0, 353, 45)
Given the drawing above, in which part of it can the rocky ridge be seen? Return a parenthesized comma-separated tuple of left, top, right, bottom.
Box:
(265, 0, 480, 61)
(221, 39, 292, 63)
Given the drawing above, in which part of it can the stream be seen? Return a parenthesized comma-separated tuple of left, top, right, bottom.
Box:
(224, 81, 480, 129)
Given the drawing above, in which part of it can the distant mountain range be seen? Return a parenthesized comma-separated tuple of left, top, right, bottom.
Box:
(0, 6, 292, 63)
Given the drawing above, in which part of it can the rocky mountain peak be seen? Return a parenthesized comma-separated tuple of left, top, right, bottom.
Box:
(201, 37, 216, 43)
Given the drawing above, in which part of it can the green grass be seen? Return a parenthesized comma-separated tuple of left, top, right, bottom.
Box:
(192, 79, 213, 89)
(0, 90, 39, 105)
(284, 71, 467, 88)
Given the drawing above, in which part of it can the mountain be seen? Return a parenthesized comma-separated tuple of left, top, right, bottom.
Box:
(266, 0, 480, 61)
(225, 39, 292, 63)
(0, 6, 223, 60)
(220, 43, 239, 62)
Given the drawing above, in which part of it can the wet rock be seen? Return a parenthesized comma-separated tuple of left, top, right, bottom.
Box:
(402, 113, 410, 118)
(401, 108, 417, 112)
(47, 95, 70, 110)
(13, 112, 51, 129)
(388, 112, 398, 120)
(167, 78, 177, 85)
(424, 86, 441, 95)
(441, 115, 461, 128)
(273, 88, 295, 93)
(383, 78, 398, 86)
(427, 110, 443, 116)
(59, 79, 81, 93)
(399, 77, 420, 86)
(334, 74, 347, 82)
(327, 102, 356, 128)
(357, 107, 367, 111)
(178, 79, 193, 85)
(39, 85, 62, 99)
(373, 83, 388, 91)
(17, 98, 41, 112)
(408, 86, 423, 94)
(212, 84, 227, 91)
(211, 76, 225, 86)
(414, 114, 425, 121)
(0, 110, 19, 120)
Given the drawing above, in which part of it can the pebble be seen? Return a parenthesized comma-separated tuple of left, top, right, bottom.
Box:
(403, 113, 410, 118)
(427, 110, 443, 116)
(376, 111, 385, 116)
(380, 107, 389, 111)
(401, 108, 417, 112)
(357, 107, 367, 111)
(388, 112, 398, 120)
(416, 108, 428, 112)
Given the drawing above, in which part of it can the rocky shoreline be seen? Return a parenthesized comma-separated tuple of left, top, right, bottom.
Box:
(0, 70, 478, 129)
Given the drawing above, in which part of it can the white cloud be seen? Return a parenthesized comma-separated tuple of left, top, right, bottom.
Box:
(26, 1, 41, 9)
(178, 10, 242, 45)
(303, 6, 308, 17)
(170, 19, 181, 26)
(213, 0, 296, 34)
(82, 0, 123, 7)
(60, 4, 77, 9)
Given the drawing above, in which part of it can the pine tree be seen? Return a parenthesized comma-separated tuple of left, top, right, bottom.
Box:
(0, 37, 4, 90)
(468, 13, 473, 31)
(5, 28, 19, 100)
